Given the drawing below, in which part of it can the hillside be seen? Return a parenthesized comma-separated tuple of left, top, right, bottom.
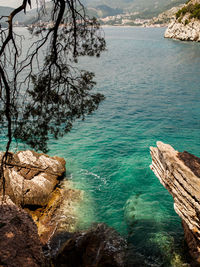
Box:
(146, 4, 185, 27)
(165, 0, 200, 41)
(0, 0, 188, 26)
(0, 5, 40, 26)
(82, 0, 187, 18)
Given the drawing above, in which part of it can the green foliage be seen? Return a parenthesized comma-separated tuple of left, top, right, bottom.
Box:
(176, 3, 200, 20)
(0, 0, 106, 153)
(184, 19, 189, 25)
(178, 17, 182, 23)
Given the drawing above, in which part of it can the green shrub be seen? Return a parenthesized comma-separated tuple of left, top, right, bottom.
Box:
(184, 19, 189, 25)
(178, 18, 182, 23)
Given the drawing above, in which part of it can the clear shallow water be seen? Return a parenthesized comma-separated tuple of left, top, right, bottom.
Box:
(4, 27, 200, 266)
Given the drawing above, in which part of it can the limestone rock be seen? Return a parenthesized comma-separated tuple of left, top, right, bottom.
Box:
(165, 19, 200, 41)
(0, 196, 45, 267)
(150, 141, 200, 262)
(53, 223, 127, 267)
(164, 0, 200, 42)
(0, 150, 66, 206)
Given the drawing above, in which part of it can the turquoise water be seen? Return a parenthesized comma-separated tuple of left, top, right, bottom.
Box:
(47, 27, 200, 266)
(4, 27, 200, 265)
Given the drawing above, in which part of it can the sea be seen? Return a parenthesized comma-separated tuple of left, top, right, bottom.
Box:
(5, 26, 200, 266)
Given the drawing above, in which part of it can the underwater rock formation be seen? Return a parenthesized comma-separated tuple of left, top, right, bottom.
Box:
(150, 141, 200, 262)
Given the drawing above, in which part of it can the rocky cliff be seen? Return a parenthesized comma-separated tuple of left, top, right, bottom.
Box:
(150, 142, 200, 263)
(165, 0, 200, 41)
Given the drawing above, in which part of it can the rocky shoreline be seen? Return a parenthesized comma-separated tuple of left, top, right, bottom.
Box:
(165, 19, 200, 41)
(150, 142, 200, 264)
(164, 0, 200, 42)
(0, 150, 127, 267)
(2, 145, 200, 266)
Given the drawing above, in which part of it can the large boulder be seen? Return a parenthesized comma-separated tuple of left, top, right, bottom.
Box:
(0, 150, 66, 206)
(150, 142, 200, 263)
(53, 223, 127, 267)
(0, 196, 45, 267)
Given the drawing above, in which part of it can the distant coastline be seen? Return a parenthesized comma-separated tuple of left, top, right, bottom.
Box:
(102, 24, 168, 28)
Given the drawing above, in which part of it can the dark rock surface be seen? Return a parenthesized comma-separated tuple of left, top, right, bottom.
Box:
(53, 223, 127, 267)
(0, 197, 45, 267)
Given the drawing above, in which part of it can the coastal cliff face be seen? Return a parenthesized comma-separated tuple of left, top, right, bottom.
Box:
(165, 0, 200, 41)
(150, 142, 200, 262)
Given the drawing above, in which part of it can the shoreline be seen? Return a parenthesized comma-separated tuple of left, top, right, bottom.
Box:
(101, 24, 168, 28)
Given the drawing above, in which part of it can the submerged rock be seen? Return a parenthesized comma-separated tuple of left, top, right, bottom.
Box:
(150, 141, 200, 263)
(53, 223, 127, 267)
(0, 196, 44, 267)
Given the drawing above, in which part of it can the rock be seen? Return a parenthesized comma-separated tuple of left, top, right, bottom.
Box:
(165, 19, 200, 42)
(53, 223, 127, 267)
(0, 196, 45, 267)
(0, 149, 84, 250)
(0, 150, 66, 206)
(164, 0, 200, 42)
(27, 180, 83, 244)
(150, 141, 200, 262)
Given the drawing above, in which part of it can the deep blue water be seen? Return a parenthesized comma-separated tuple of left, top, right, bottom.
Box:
(5, 27, 200, 266)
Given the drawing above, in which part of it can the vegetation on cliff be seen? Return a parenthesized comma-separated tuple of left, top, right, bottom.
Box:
(176, 2, 200, 20)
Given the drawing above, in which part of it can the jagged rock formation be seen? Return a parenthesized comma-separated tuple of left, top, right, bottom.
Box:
(150, 142, 200, 262)
(165, 0, 200, 41)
